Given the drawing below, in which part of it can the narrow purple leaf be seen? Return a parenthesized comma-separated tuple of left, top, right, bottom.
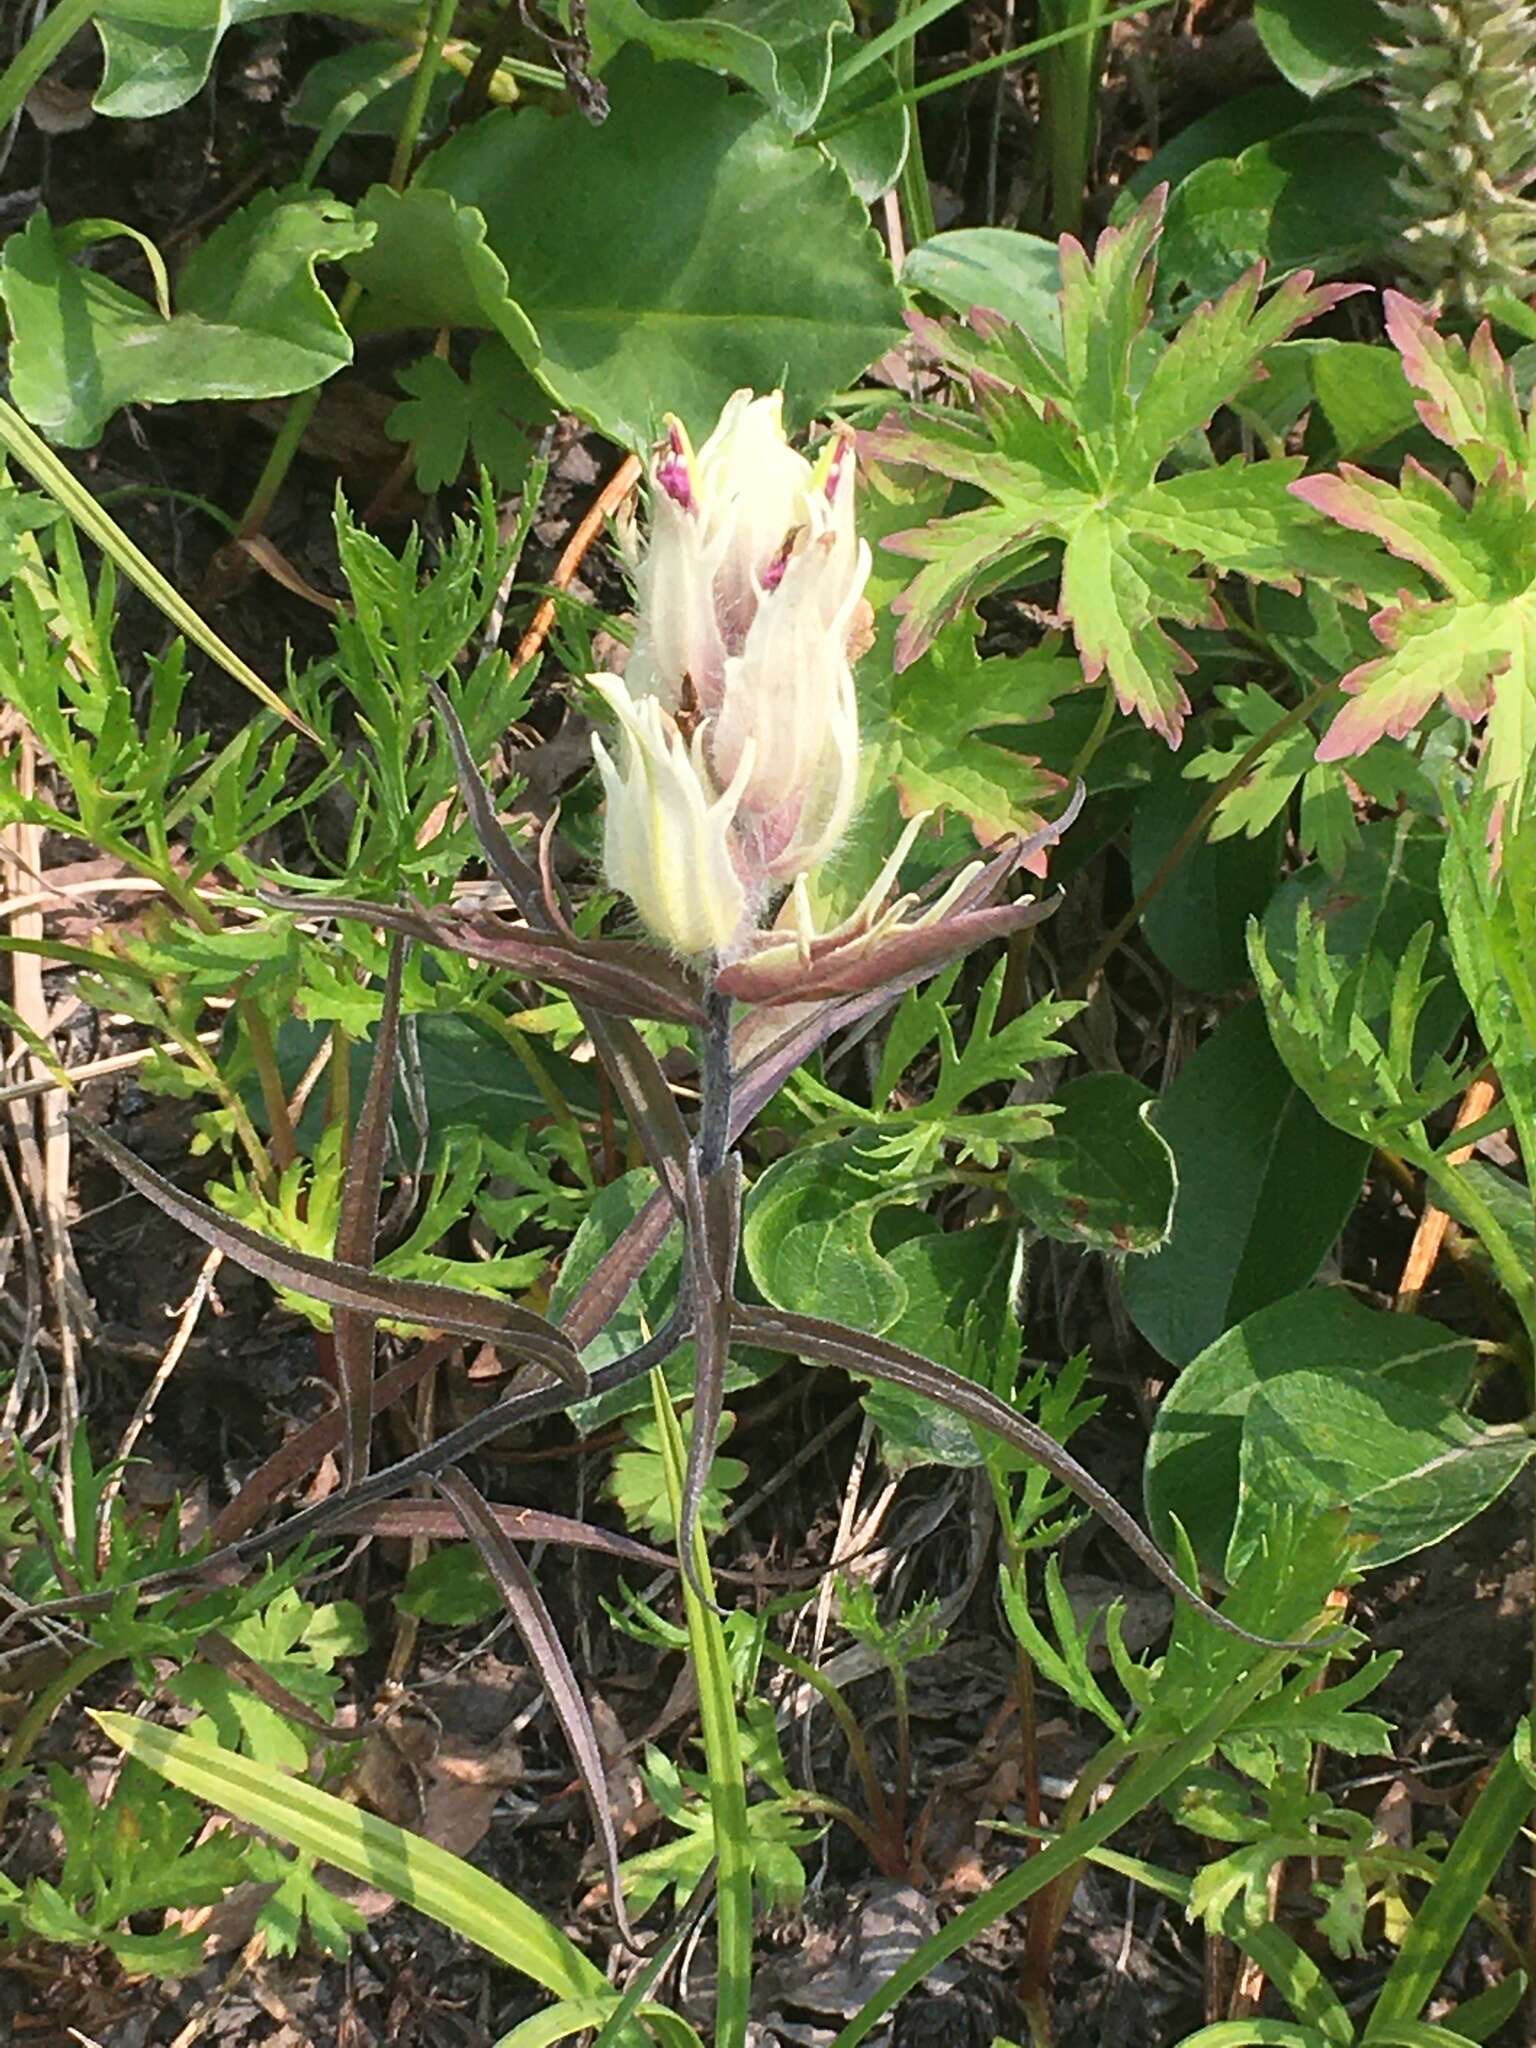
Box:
(72, 1115, 587, 1392)
(733, 1305, 1317, 1651)
(327, 1497, 676, 1571)
(332, 934, 405, 1488)
(434, 1468, 645, 1950)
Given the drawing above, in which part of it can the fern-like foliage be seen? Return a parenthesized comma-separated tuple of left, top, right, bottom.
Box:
(1382, 0, 1536, 312)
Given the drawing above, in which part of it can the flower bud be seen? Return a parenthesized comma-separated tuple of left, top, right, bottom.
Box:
(626, 392, 871, 889)
(589, 679, 753, 959)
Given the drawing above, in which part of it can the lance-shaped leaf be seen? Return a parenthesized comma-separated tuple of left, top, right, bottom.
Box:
(326, 1498, 676, 1572)
(72, 1115, 586, 1394)
(869, 189, 1375, 742)
(1298, 294, 1536, 843)
(331, 935, 404, 1489)
(434, 1468, 646, 1951)
(715, 787, 1082, 1007)
(733, 1304, 1322, 1651)
(265, 892, 705, 1029)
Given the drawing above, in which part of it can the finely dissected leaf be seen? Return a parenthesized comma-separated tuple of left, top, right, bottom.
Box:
(0, 196, 374, 448)
(351, 51, 903, 449)
(1299, 295, 1536, 841)
(1441, 800, 1536, 1170)
(1261, 814, 1465, 1056)
(871, 191, 1374, 742)
(1144, 1288, 1478, 1572)
(1009, 1072, 1177, 1254)
(1229, 1367, 1534, 1574)
(72, 1113, 587, 1391)
(1121, 1004, 1368, 1366)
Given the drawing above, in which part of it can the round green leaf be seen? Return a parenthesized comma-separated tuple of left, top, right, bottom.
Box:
(1010, 1072, 1177, 1255)
(1230, 1368, 1533, 1574)
(1144, 1287, 1478, 1571)
(743, 1139, 907, 1333)
(1121, 1004, 1368, 1365)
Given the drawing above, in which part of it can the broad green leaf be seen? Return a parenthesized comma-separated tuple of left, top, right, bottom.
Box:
(873, 193, 1371, 740)
(814, 57, 909, 202)
(1121, 1004, 1368, 1365)
(91, 1713, 620, 2015)
(1160, 112, 1399, 304)
(1, 195, 372, 448)
(1130, 753, 1284, 991)
(1009, 1072, 1177, 1254)
(589, 0, 852, 132)
(1144, 1288, 1478, 1572)
(743, 1139, 908, 1333)
(860, 1220, 1019, 1467)
(1441, 803, 1536, 1170)
(348, 186, 541, 362)
(1230, 1368, 1533, 1574)
(92, 0, 415, 120)
(1253, 0, 1386, 97)
(903, 228, 1063, 346)
(285, 35, 457, 141)
(397, 1545, 502, 1626)
(1117, 83, 1318, 215)
(353, 52, 903, 450)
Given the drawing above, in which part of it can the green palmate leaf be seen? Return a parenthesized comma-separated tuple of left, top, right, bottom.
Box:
(1299, 295, 1536, 842)
(589, 0, 852, 132)
(386, 343, 541, 494)
(1121, 1004, 1368, 1366)
(872, 190, 1377, 742)
(351, 51, 902, 450)
(1183, 683, 1358, 871)
(0, 195, 373, 448)
(1229, 1368, 1534, 1575)
(1009, 1072, 1177, 1254)
(90, 0, 416, 118)
(1144, 1288, 1478, 1573)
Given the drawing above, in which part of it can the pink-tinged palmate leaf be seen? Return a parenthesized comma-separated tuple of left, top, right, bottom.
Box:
(1296, 294, 1536, 843)
(867, 189, 1378, 744)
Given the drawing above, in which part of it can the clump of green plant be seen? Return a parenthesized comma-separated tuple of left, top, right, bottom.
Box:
(1381, 0, 1536, 312)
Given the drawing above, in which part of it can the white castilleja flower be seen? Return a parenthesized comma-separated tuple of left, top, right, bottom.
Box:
(592, 389, 873, 957)
(589, 679, 753, 960)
